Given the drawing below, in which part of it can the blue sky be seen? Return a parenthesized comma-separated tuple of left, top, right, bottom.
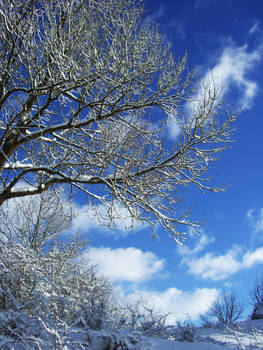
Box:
(71, 0, 263, 323)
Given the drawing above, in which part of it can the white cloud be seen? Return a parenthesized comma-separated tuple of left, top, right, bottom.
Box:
(242, 247, 263, 268)
(85, 247, 165, 283)
(247, 208, 263, 233)
(178, 233, 215, 257)
(167, 114, 181, 139)
(125, 287, 219, 323)
(201, 45, 261, 111)
(171, 42, 261, 138)
(84, 242, 218, 322)
(182, 246, 242, 281)
(179, 233, 263, 280)
(72, 202, 144, 237)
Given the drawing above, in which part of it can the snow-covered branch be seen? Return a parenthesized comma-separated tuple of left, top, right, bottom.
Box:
(0, 0, 236, 240)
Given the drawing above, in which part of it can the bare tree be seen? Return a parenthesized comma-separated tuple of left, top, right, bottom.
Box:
(201, 289, 244, 327)
(250, 274, 263, 305)
(0, 0, 236, 241)
(0, 190, 72, 250)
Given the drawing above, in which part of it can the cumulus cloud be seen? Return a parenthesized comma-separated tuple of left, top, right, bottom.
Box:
(179, 233, 263, 280)
(72, 202, 144, 237)
(242, 247, 263, 268)
(125, 287, 219, 323)
(84, 247, 165, 283)
(84, 242, 218, 322)
(182, 245, 242, 281)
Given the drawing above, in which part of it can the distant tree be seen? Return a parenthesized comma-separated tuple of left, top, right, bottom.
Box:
(250, 274, 263, 306)
(201, 289, 244, 327)
(0, 0, 236, 241)
(0, 190, 72, 250)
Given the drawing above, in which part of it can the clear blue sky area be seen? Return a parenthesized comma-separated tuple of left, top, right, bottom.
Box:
(72, 0, 263, 323)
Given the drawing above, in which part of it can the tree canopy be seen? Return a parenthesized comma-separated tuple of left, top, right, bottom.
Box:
(0, 0, 235, 241)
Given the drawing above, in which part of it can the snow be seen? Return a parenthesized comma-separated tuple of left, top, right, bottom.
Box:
(148, 319, 263, 350)
(149, 337, 238, 350)
(3, 161, 34, 169)
(2, 242, 263, 350)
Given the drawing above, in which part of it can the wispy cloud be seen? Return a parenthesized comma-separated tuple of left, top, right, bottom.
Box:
(84, 246, 165, 283)
(144, 3, 165, 25)
(178, 233, 215, 257)
(248, 20, 263, 37)
(71, 202, 144, 237)
(169, 40, 262, 139)
(247, 208, 263, 233)
(249, 21, 260, 35)
(167, 114, 181, 139)
(201, 44, 261, 111)
(171, 21, 186, 40)
(194, 0, 232, 11)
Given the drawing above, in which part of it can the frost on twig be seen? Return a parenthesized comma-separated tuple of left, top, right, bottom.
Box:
(0, 0, 236, 241)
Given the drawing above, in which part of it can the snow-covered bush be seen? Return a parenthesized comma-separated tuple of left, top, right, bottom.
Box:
(167, 319, 196, 342)
(0, 241, 117, 349)
(0, 193, 178, 349)
(87, 329, 152, 350)
(175, 319, 196, 342)
(0, 309, 55, 349)
(0, 189, 158, 349)
(0, 239, 159, 349)
(118, 298, 198, 342)
(122, 299, 171, 338)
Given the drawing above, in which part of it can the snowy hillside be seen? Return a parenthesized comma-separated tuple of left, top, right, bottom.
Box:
(148, 320, 263, 350)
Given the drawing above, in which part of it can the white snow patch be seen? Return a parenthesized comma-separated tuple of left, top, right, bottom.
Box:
(149, 319, 263, 349)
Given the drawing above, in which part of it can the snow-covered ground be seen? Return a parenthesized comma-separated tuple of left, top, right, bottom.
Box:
(148, 319, 263, 350)
(150, 338, 237, 350)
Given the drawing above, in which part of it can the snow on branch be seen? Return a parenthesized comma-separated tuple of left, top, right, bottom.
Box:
(0, 0, 236, 241)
